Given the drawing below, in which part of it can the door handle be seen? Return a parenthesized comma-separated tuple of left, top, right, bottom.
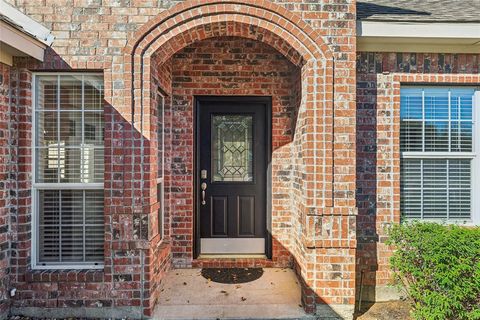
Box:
(201, 182, 207, 205)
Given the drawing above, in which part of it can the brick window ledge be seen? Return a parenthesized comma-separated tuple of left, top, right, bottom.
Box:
(25, 269, 105, 283)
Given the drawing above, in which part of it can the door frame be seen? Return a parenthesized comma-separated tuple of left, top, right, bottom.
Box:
(194, 96, 272, 259)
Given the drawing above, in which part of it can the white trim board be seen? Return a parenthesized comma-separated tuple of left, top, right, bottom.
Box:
(0, 0, 54, 46)
(472, 90, 480, 226)
(0, 0, 54, 62)
(0, 21, 47, 61)
(358, 21, 480, 39)
(357, 21, 480, 53)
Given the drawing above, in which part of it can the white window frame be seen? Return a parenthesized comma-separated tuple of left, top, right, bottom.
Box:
(156, 91, 165, 239)
(31, 72, 104, 270)
(473, 90, 480, 225)
(401, 86, 480, 225)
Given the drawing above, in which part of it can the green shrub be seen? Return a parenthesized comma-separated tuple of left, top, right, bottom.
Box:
(387, 222, 480, 320)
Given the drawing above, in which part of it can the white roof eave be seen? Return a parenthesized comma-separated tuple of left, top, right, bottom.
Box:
(356, 20, 480, 53)
(357, 20, 480, 39)
(0, 0, 54, 46)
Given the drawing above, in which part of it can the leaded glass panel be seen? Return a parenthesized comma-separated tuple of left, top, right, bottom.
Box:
(212, 115, 253, 182)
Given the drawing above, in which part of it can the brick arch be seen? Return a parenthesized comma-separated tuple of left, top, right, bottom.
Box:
(121, 0, 336, 225)
(148, 21, 306, 68)
(124, 0, 333, 61)
(123, 0, 335, 110)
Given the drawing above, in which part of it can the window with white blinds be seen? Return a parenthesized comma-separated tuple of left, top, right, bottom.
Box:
(400, 87, 479, 223)
(33, 74, 104, 269)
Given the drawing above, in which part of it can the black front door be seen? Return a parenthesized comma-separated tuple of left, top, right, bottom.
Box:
(195, 97, 270, 255)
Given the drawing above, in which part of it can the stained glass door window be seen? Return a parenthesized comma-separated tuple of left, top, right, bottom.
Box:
(212, 115, 253, 182)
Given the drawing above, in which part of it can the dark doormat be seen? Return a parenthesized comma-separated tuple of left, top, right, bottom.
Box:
(201, 268, 264, 284)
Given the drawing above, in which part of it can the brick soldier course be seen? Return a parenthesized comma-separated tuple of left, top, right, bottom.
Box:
(0, 0, 478, 319)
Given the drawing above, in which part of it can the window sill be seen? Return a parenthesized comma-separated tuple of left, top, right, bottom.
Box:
(32, 263, 104, 270)
(25, 268, 105, 283)
(402, 218, 478, 226)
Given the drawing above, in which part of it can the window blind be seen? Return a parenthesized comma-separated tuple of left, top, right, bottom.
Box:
(400, 88, 473, 153)
(38, 190, 104, 264)
(400, 87, 476, 221)
(401, 159, 471, 219)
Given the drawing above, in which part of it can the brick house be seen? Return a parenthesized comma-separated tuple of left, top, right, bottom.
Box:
(0, 0, 478, 318)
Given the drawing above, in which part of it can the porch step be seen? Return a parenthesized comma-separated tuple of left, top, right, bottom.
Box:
(153, 303, 317, 319)
(153, 268, 330, 320)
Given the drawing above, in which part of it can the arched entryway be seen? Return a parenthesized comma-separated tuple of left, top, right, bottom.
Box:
(156, 34, 302, 262)
(118, 1, 355, 318)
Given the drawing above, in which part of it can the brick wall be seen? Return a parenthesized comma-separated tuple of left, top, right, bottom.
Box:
(0, 65, 34, 318)
(356, 52, 480, 301)
(148, 56, 173, 310)
(4, 0, 357, 318)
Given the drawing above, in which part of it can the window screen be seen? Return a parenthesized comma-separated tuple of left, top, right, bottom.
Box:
(400, 87, 476, 221)
(34, 74, 104, 267)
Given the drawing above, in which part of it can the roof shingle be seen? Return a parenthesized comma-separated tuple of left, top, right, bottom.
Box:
(357, 0, 480, 22)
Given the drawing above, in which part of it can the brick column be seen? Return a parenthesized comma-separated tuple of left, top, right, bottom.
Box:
(0, 62, 14, 319)
(293, 0, 357, 318)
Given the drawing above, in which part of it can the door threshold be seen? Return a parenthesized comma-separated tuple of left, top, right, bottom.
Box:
(200, 238, 265, 254)
(198, 254, 268, 259)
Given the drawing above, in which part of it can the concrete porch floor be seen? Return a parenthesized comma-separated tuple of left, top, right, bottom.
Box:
(153, 268, 313, 319)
